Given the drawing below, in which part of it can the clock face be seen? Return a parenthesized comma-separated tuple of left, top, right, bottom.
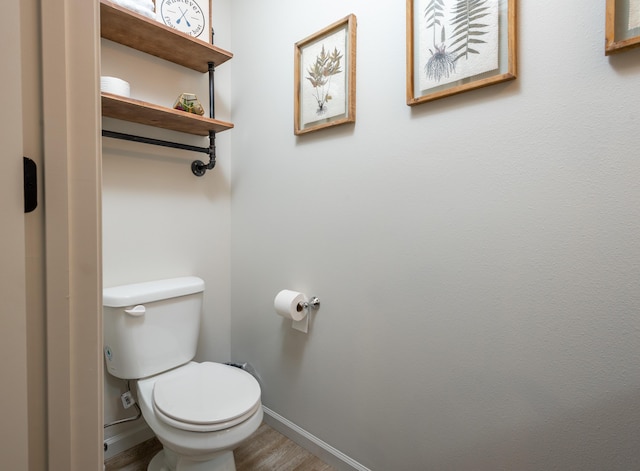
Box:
(158, 0, 208, 40)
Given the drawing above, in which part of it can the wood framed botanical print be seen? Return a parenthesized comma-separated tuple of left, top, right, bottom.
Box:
(294, 15, 357, 135)
(406, 0, 517, 106)
(606, 0, 640, 55)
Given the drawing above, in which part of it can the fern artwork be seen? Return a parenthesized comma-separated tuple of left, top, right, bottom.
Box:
(299, 29, 347, 127)
(306, 45, 343, 116)
(295, 15, 356, 134)
(418, 0, 499, 92)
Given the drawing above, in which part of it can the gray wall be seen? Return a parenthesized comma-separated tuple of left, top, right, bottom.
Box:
(230, 1, 640, 469)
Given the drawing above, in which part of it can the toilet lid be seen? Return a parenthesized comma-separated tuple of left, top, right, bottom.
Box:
(153, 362, 261, 431)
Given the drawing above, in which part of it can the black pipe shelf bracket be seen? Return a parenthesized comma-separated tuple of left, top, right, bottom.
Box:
(191, 62, 217, 177)
(102, 61, 220, 177)
(102, 129, 212, 155)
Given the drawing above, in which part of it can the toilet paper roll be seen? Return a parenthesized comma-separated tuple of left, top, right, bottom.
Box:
(274, 290, 307, 322)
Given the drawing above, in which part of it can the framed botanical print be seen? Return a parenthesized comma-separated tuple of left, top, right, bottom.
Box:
(406, 0, 517, 106)
(294, 15, 357, 135)
(606, 0, 640, 54)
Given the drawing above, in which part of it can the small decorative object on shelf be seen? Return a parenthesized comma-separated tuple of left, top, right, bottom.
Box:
(110, 0, 155, 19)
(100, 76, 130, 97)
(156, 0, 211, 43)
(173, 93, 205, 115)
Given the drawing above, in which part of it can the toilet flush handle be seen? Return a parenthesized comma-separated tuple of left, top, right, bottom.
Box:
(124, 305, 146, 317)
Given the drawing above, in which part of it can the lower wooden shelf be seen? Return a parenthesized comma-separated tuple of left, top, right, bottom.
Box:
(101, 92, 233, 136)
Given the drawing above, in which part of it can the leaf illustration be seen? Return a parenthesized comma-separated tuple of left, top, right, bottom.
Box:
(449, 0, 491, 61)
(305, 44, 343, 114)
(424, 0, 446, 45)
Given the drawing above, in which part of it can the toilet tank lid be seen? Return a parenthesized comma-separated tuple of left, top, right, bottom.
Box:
(103, 277, 205, 307)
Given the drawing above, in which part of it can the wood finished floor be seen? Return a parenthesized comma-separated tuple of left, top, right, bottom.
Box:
(105, 423, 336, 471)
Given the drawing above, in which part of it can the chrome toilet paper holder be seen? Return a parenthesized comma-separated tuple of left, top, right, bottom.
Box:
(298, 297, 320, 312)
(293, 296, 320, 333)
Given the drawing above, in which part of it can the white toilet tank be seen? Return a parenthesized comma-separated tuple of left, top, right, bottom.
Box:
(103, 276, 205, 380)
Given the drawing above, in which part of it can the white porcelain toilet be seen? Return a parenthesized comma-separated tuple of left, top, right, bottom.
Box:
(103, 276, 263, 471)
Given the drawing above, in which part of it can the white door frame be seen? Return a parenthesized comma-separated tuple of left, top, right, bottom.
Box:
(41, 0, 103, 468)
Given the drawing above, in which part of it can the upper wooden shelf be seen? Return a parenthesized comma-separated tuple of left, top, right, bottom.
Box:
(100, 0, 232, 72)
(102, 93, 234, 136)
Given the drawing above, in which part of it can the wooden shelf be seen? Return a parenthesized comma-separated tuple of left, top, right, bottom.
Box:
(99, 0, 233, 172)
(101, 93, 233, 136)
(100, 0, 232, 72)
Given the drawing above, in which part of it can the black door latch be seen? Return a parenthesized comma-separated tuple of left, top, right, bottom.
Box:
(24, 157, 37, 213)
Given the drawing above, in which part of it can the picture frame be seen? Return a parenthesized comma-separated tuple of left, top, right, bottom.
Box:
(294, 15, 357, 135)
(606, 0, 640, 55)
(406, 0, 517, 106)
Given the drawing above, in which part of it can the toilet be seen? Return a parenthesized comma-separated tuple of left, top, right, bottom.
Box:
(103, 276, 263, 471)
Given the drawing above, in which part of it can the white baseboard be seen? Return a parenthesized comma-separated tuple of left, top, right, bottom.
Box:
(262, 407, 371, 471)
(103, 423, 155, 460)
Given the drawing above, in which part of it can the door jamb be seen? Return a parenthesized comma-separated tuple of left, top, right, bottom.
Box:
(41, 0, 103, 468)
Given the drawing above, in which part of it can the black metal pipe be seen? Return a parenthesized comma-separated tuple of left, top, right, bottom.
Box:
(190, 61, 217, 176)
(102, 130, 210, 154)
(207, 130, 216, 169)
(209, 61, 215, 120)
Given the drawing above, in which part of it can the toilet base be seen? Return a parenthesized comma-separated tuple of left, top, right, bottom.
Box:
(148, 448, 236, 471)
(148, 451, 169, 471)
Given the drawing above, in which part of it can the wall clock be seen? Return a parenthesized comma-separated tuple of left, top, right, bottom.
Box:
(156, 0, 211, 42)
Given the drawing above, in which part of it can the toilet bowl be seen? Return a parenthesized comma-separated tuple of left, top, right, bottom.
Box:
(137, 362, 263, 470)
(103, 277, 262, 471)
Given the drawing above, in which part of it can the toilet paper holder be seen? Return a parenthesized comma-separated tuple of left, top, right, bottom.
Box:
(293, 296, 320, 333)
(274, 290, 320, 334)
(298, 297, 320, 312)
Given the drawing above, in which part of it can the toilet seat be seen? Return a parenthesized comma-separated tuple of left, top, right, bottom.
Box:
(151, 362, 261, 433)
